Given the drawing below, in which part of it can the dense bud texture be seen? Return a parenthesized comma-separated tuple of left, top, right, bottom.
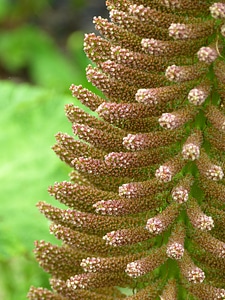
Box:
(28, 1, 225, 300)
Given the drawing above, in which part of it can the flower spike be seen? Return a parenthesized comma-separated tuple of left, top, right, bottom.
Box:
(28, 1, 225, 299)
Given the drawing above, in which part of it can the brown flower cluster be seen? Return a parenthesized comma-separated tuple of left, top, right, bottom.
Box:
(28, 1, 225, 299)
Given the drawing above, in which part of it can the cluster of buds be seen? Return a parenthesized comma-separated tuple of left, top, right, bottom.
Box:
(158, 107, 196, 130)
(197, 151, 224, 181)
(172, 186, 189, 203)
(197, 46, 218, 64)
(171, 174, 193, 204)
(188, 81, 211, 106)
(189, 283, 225, 300)
(209, 2, 225, 19)
(155, 154, 185, 182)
(187, 198, 215, 231)
(146, 203, 180, 235)
(179, 252, 205, 284)
(125, 246, 167, 278)
(182, 130, 202, 160)
(168, 23, 190, 40)
(28, 1, 225, 299)
(166, 224, 185, 260)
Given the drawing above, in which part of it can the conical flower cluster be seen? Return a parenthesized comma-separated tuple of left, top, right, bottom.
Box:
(28, 1, 225, 299)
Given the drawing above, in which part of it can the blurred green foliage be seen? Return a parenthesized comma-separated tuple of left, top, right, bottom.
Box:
(0, 81, 73, 299)
(0, 23, 92, 91)
(0, 0, 99, 299)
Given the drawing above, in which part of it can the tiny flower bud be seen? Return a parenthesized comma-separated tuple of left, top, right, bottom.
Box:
(125, 261, 144, 278)
(141, 38, 166, 56)
(146, 218, 163, 234)
(179, 251, 205, 284)
(188, 88, 208, 106)
(195, 215, 214, 231)
(93, 200, 108, 215)
(206, 165, 224, 181)
(215, 289, 225, 299)
(161, 0, 180, 9)
(197, 46, 218, 64)
(165, 65, 182, 82)
(103, 231, 121, 246)
(102, 228, 150, 247)
(146, 203, 179, 235)
(172, 186, 189, 203)
(166, 63, 207, 82)
(182, 143, 200, 160)
(188, 267, 205, 283)
(221, 24, 225, 37)
(166, 242, 184, 260)
(155, 165, 172, 182)
(187, 199, 215, 231)
(135, 88, 158, 106)
(222, 121, 225, 130)
(80, 257, 101, 273)
(209, 2, 225, 19)
(158, 113, 177, 130)
(126, 246, 167, 278)
(167, 224, 185, 260)
(168, 23, 189, 39)
(197, 150, 224, 181)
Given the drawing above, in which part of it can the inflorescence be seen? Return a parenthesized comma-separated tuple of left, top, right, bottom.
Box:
(28, 1, 225, 299)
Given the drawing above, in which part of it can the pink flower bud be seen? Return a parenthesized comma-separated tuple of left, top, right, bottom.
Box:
(221, 24, 225, 37)
(206, 165, 224, 181)
(166, 242, 184, 260)
(188, 267, 205, 283)
(169, 23, 189, 39)
(172, 186, 189, 203)
(125, 261, 144, 278)
(195, 215, 214, 231)
(155, 165, 172, 182)
(182, 143, 200, 160)
(188, 88, 208, 106)
(146, 218, 164, 234)
(209, 2, 225, 19)
(158, 113, 177, 129)
(197, 46, 218, 64)
(165, 65, 183, 82)
(80, 257, 101, 272)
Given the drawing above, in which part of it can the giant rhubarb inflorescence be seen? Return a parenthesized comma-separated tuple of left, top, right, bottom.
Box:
(28, 1, 225, 299)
